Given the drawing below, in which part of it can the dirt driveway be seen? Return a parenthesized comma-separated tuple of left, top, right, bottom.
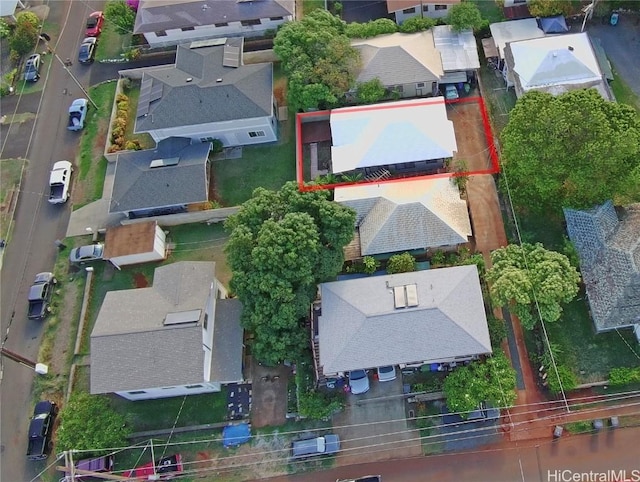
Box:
(448, 101, 496, 173)
(332, 376, 422, 466)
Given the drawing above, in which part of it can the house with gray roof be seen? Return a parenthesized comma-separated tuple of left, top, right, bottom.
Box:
(335, 177, 471, 257)
(564, 201, 640, 333)
(90, 261, 244, 401)
(133, 37, 277, 146)
(109, 137, 210, 218)
(313, 265, 491, 379)
(134, 0, 294, 49)
(351, 29, 479, 99)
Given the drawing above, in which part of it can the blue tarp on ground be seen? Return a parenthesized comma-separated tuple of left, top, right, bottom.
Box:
(537, 15, 569, 33)
(223, 423, 251, 448)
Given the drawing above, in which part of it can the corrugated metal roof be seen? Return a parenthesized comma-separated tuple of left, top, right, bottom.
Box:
(432, 25, 480, 71)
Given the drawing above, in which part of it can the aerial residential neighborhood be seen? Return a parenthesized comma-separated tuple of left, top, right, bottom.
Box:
(1, 0, 640, 481)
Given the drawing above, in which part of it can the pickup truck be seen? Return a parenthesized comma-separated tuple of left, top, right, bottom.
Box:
(27, 272, 56, 320)
(48, 160, 72, 204)
(26, 400, 57, 461)
(67, 98, 88, 131)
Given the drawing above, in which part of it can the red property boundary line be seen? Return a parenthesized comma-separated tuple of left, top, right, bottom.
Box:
(296, 96, 500, 192)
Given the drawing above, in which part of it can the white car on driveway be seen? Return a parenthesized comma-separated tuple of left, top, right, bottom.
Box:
(377, 365, 397, 382)
(347, 369, 370, 395)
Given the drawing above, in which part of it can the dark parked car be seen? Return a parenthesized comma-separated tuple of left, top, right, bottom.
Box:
(75, 454, 114, 480)
(85, 11, 104, 37)
(23, 54, 41, 82)
(69, 243, 104, 264)
(26, 400, 57, 461)
(78, 37, 97, 64)
(27, 272, 56, 320)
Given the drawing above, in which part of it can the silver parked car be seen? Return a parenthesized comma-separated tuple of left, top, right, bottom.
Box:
(23, 54, 41, 82)
(69, 243, 103, 264)
(347, 369, 370, 395)
(291, 434, 340, 458)
(377, 365, 397, 382)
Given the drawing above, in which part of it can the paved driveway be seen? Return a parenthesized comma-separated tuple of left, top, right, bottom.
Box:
(332, 375, 422, 465)
(587, 13, 640, 98)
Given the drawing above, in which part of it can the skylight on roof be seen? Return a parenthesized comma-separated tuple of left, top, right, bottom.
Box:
(393, 284, 419, 309)
(149, 157, 180, 168)
(164, 309, 201, 326)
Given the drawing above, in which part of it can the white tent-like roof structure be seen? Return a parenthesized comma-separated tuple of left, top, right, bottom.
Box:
(330, 98, 457, 174)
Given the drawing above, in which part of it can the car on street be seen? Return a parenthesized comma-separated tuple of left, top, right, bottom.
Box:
(85, 11, 104, 37)
(67, 98, 88, 131)
(347, 369, 370, 394)
(125, 454, 183, 479)
(27, 272, 56, 320)
(377, 365, 397, 382)
(26, 400, 57, 461)
(69, 243, 104, 264)
(78, 37, 97, 64)
(23, 54, 41, 82)
(48, 160, 72, 204)
(291, 434, 340, 458)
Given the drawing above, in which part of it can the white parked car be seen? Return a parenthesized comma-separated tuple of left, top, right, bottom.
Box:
(48, 160, 72, 204)
(347, 369, 370, 395)
(377, 365, 397, 382)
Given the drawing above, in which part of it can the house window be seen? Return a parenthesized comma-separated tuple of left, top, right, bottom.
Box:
(203, 313, 209, 330)
(241, 19, 262, 26)
(214, 22, 228, 27)
(269, 16, 284, 21)
(181, 26, 195, 31)
(128, 390, 146, 395)
(186, 384, 204, 389)
(402, 7, 416, 14)
(416, 82, 425, 88)
(422, 4, 429, 11)
(434, 5, 448, 10)
(248, 130, 265, 138)
(156, 30, 167, 37)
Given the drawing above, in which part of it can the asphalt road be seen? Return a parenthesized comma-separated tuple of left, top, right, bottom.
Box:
(264, 425, 640, 482)
(0, 1, 108, 481)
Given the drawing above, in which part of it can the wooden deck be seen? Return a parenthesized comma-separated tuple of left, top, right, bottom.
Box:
(343, 230, 361, 261)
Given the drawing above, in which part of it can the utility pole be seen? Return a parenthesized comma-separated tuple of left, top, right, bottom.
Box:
(0, 347, 48, 374)
(39, 34, 99, 110)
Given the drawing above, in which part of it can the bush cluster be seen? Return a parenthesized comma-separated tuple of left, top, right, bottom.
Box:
(108, 92, 140, 152)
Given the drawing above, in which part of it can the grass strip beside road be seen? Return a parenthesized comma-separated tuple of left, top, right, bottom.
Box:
(610, 66, 640, 113)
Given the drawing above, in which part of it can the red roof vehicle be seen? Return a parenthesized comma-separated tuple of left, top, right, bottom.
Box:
(125, 454, 183, 479)
(85, 11, 104, 37)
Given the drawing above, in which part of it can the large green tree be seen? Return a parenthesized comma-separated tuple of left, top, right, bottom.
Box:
(9, 12, 40, 56)
(446, 2, 486, 32)
(443, 351, 517, 415)
(105, 0, 136, 35)
(486, 243, 580, 330)
(56, 392, 130, 453)
(274, 9, 360, 111)
(225, 182, 356, 364)
(501, 89, 640, 214)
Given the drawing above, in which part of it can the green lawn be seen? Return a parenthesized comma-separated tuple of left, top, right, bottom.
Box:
(0, 158, 25, 244)
(212, 116, 296, 206)
(470, 0, 504, 23)
(610, 65, 640, 113)
(539, 296, 640, 382)
(95, 21, 132, 61)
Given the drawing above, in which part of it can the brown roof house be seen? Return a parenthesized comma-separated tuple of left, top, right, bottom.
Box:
(103, 221, 167, 268)
(90, 261, 244, 401)
(313, 265, 491, 379)
(564, 201, 640, 334)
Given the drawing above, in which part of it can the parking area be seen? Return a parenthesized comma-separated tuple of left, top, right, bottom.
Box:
(332, 374, 422, 466)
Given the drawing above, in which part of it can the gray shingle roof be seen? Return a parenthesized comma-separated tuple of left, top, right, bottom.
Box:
(90, 262, 244, 394)
(211, 299, 244, 382)
(564, 201, 640, 331)
(354, 44, 440, 86)
(318, 265, 491, 374)
(134, 0, 294, 34)
(135, 40, 273, 133)
(335, 178, 471, 256)
(109, 137, 210, 214)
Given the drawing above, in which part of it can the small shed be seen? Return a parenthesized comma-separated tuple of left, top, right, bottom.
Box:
(104, 221, 166, 267)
